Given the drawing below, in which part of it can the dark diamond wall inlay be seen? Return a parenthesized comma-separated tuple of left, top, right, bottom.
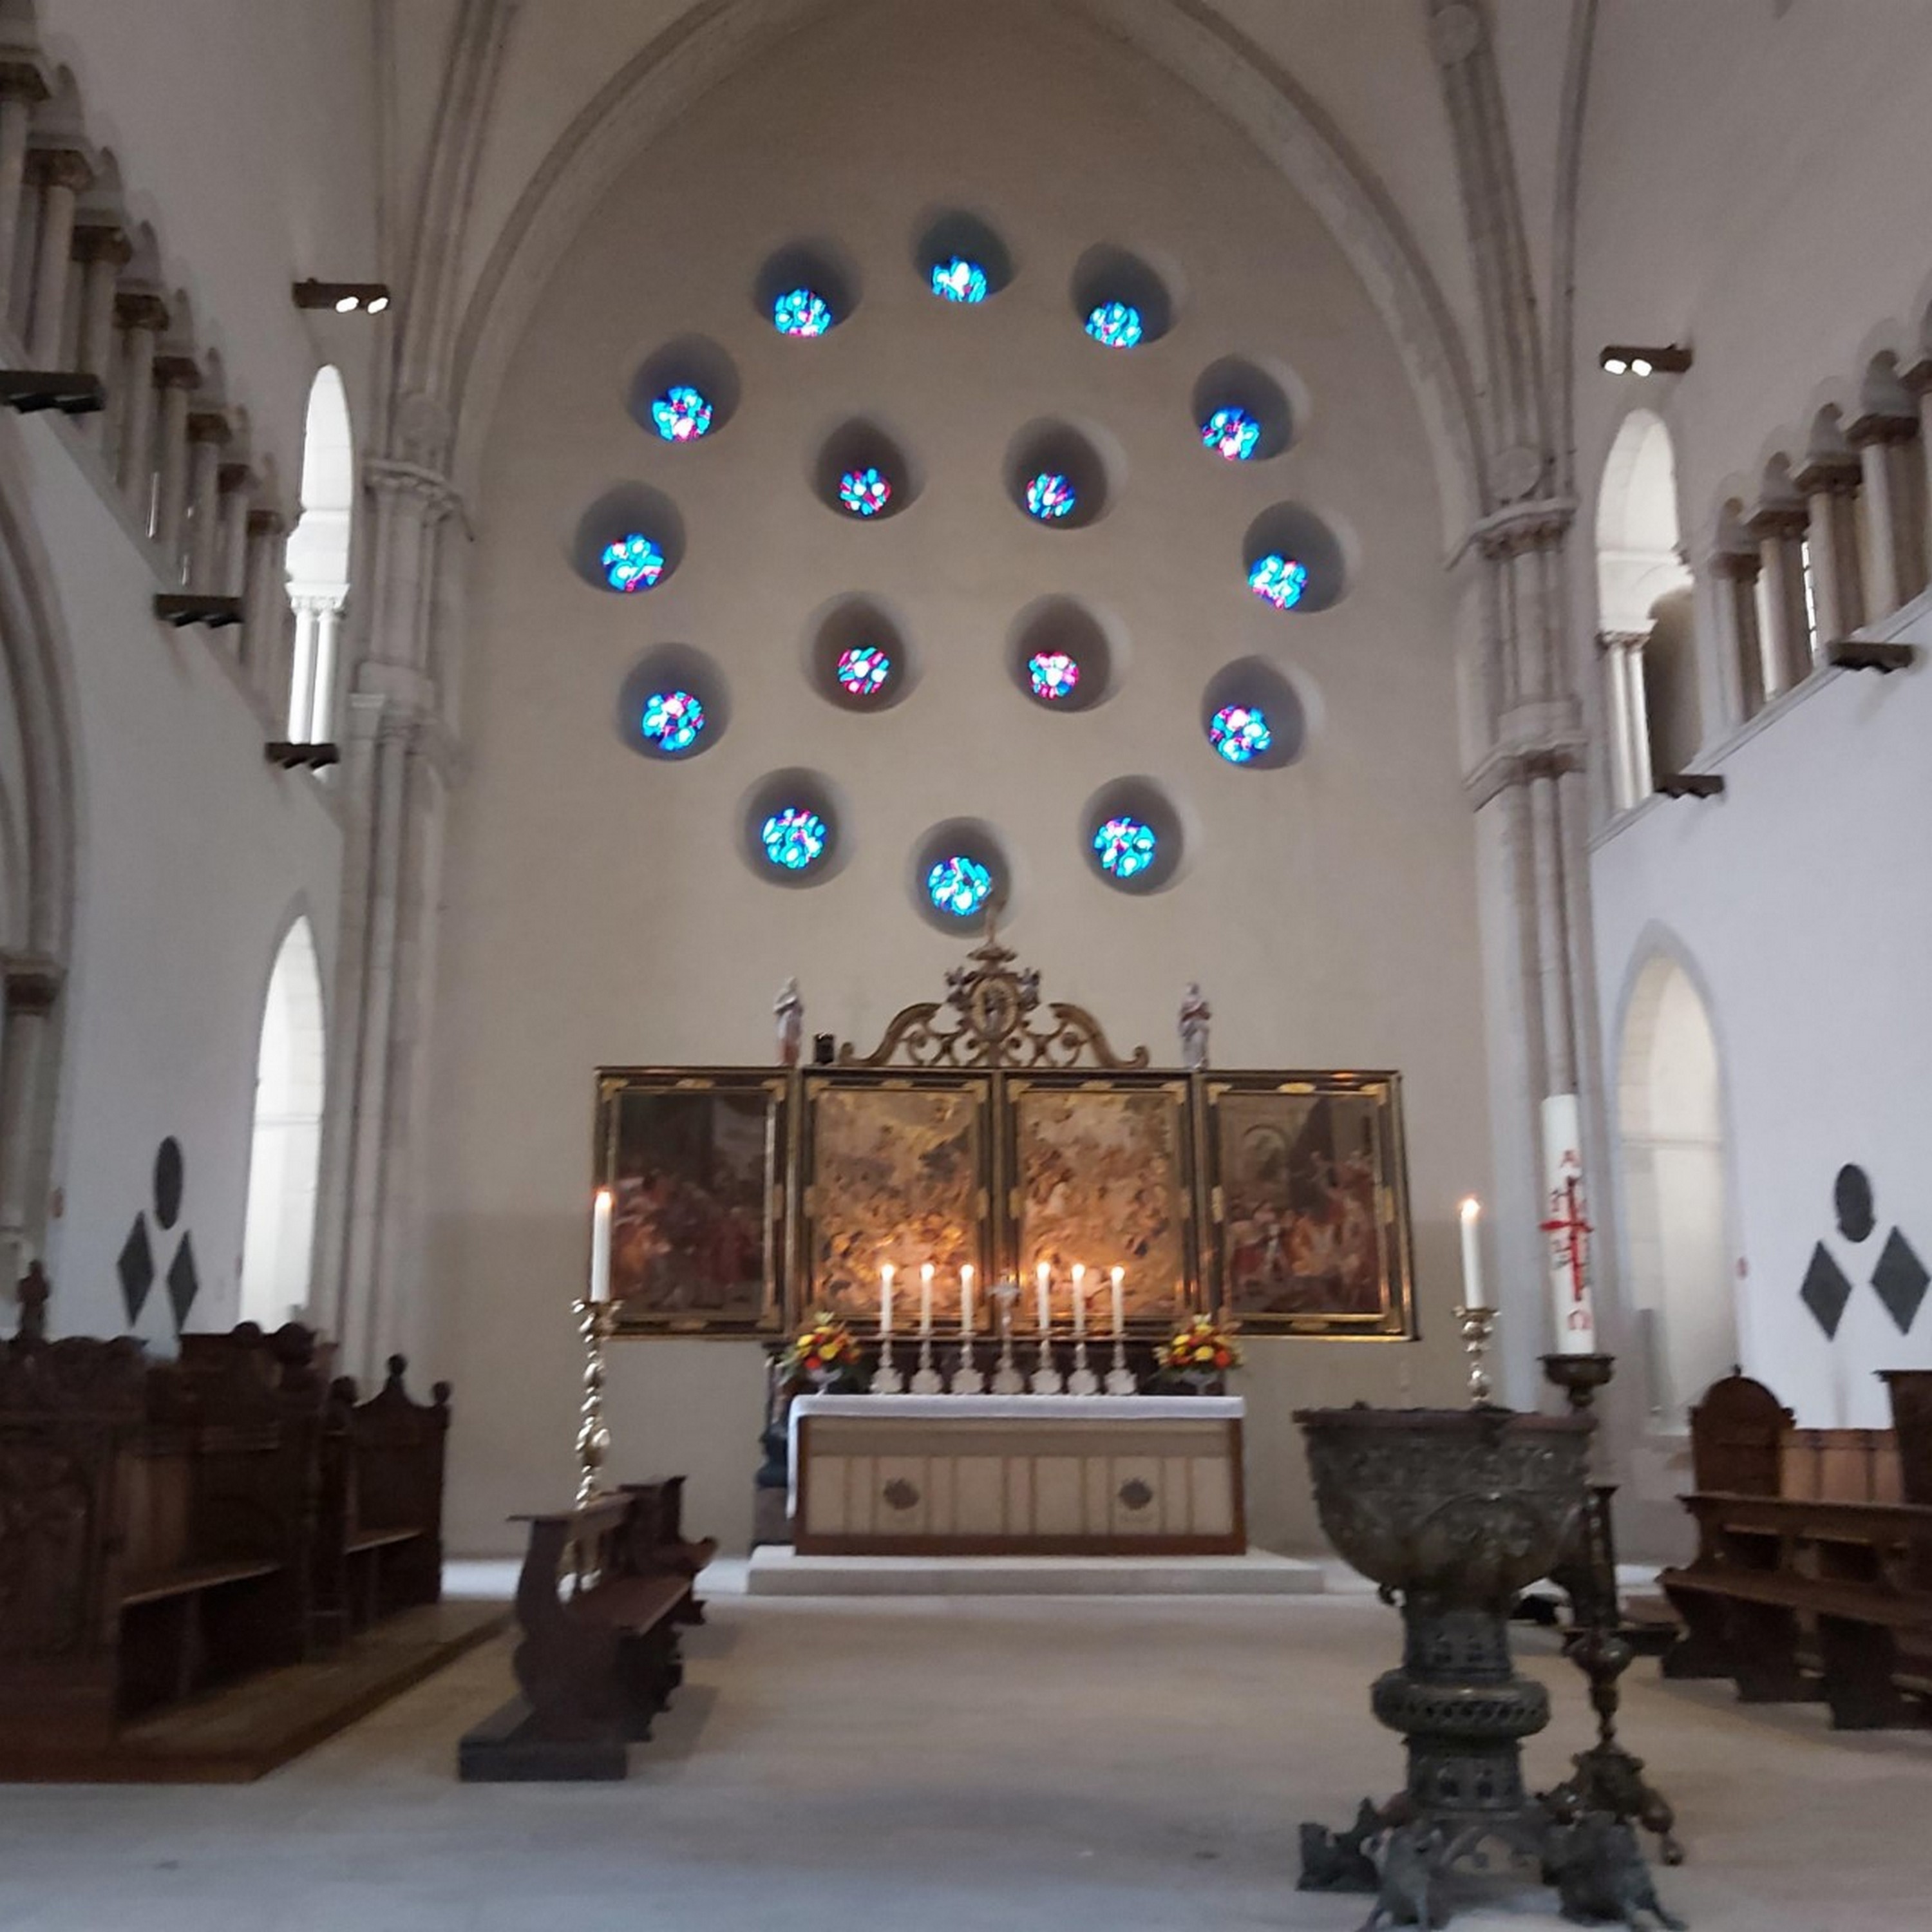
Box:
(1871, 1229, 1928, 1335)
(165, 1233, 200, 1332)
(117, 1218, 154, 1329)
(1800, 1243, 1852, 1338)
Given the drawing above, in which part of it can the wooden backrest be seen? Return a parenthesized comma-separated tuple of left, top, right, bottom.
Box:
(1879, 1370, 1932, 1508)
(345, 1356, 450, 1537)
(1689, 1372, 1791, 1495)
(1781, 1428, 1903, 1503)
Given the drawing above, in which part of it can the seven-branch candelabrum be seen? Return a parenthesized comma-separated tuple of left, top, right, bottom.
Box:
(573, 1298, 613, 1508)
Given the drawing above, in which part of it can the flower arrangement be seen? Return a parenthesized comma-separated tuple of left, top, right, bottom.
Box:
(782, 1312, 860, 1383)
(1157, 1314, 1244, 1378)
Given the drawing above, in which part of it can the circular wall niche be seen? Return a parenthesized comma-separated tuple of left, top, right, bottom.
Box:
(1198, 658, 1306, 770)
(814, 417, 922, 522)
(629, 334, 741, 444)
(1004, 419, 1114, 530)
(739, 768, 848, 887)
(805, 594, 916, 712)
(909, 819, 1010, 933)
(1080, 777, 1186, 895)
(1007, 595, 1119, 712)
(1069, 243, 1177, 348)
(914, 209, 1013, 304)
(571, 483, 687, 594)
(754, 240, 860, 336)
(1191, 355, 1294, 463)
(614, 643, 730, 761)
(1241, 502, 1347, 612)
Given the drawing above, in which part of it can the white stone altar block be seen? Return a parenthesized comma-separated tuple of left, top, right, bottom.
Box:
(789, 1395, 1246, 1556)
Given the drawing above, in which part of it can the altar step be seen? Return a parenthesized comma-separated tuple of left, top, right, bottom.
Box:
(744, 1546, 1324, 1597)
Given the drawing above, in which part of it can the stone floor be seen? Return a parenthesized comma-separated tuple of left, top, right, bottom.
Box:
(3, 1574, 1928, 1931)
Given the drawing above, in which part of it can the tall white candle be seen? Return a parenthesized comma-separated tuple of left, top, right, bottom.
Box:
(960, 1265, 974, 1337)
(1457, 1198, 1486, 1311)
(1071, 1263, 1086, 1336)
(1541, 1094, 1598, 1354)
(1036, 1261, 1051, 1333)
(1111, 1265, 1126, 1336)
(920, 1263, 934, 1336)
(880, 1263, 895, 1338)
(589, 1189, 612, 1303)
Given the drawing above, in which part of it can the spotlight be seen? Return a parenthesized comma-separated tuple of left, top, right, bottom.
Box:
(1599, 343, 1691, 376)
(292, 278, 393, 315)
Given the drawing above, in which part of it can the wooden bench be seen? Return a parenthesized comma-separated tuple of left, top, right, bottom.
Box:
(1658, 1371, 1932, 1728)
(459, 1482, 707, 1781)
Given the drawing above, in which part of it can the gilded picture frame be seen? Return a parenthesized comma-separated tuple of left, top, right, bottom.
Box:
(1003, 1074, 1200, 1329)
(797, 1072, 992, 1330)
(1201, 1072, 1416, 1338)
(593, 1070, 791, 1336)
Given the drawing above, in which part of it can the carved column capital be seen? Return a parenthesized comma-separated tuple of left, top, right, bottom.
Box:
(1746, 504, 1808, 543)
(366, 455, 464, 525)
(1897, 357, 1932, 398)
(0, 61, 50, 106)
(113, 288, 171, 335)
(1472, 495, 1577, 562)
(1793, 455, 1861, 497)
(71, 222, 129, 267)
(187, 409, 231, 446)
(247, 506, 288, 539)
(1596, 629, 1649, 655)
(1846, 410, 1918, 450)
(218, 460, 254, 497)
(27, 146, 91, 194)
(1, 954, 62, 1014)
(153, 353, 201, 391)
(1708, 547, 1761, 583)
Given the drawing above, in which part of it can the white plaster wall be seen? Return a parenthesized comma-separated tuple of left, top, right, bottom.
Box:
(427, 0, 1491, 1556)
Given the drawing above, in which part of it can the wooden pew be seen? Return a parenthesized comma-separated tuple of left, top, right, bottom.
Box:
(459, 1482, 705, 1781)
(1658, 1371, 1932, 1728)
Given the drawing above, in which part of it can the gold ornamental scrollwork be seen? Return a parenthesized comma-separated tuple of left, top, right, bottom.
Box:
(837, 932, 1149, 1071)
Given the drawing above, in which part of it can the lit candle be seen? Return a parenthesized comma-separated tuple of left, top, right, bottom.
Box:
(1072, 1263, 1086, 1337)
(960, 1265, 974, 1338)
(589, 1189, 612, 1303)
(1111, 1265, 1126, 1336)
(1036, 1261, 1051, 1334)
(880, 1262, 895, 1338)
(920, 1263, 934, 1336)
(1458, 1198, 1486, 1311)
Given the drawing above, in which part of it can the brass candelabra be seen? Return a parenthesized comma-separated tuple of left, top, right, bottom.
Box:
(574, 1298, 614, 1508)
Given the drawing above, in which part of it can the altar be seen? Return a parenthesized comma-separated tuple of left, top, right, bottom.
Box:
(789, 1394, 1246, 1557)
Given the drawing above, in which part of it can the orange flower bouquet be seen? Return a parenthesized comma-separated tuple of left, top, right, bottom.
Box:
(1156, 1314, 1242, 1390)
(782, 1312, 861, 1388)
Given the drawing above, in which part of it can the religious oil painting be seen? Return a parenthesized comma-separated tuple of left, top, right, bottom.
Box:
(1008, 1078, 1196, 1326)
(801, 1076, 989, 1329)
(595, 1072, 788, 1334)
(1204, 1074, 1416, 1338)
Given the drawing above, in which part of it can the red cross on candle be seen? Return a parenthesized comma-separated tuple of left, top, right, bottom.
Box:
(1540, 1170, 1593, 1305)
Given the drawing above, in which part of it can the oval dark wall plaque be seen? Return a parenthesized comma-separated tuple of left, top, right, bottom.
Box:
(1834, 1164, 1875, 1244)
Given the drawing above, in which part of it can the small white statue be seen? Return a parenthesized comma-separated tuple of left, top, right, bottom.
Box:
(1179, 983, 1211, 1072)
(775, 978, 804, 1067)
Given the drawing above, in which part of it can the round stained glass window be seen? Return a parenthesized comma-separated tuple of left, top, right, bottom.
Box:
(837, 466, 893, 518)
(641, 688, 705, 753)
(835, 645, 892, 698)
(1247, 553, 1309, 611)
(650, 385, 714, 443)
(1024, 472, 1077, 522)
(601, 532, 665, 594)
(761, 808, 829, 872)
(1027, 651, 1080, 701)
(926, 855, 992, 918)
(1084, 300, 1144, 349)
(1209, 703, 1272, 764)
(1094, 815, 1157, 880)
(773, 287, 834, 337)
(1201, 406, 1260, 462)
(931, 256, 989, 304)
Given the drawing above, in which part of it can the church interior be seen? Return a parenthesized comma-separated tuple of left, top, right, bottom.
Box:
(2, 0, 1930, 1924)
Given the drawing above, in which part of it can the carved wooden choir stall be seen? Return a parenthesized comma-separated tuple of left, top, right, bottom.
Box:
(1658, 1368, 1932, 1728)
(0, 1273, 469, 1780)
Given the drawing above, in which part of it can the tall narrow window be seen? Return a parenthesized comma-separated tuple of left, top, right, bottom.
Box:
(285, 368, 353, 743)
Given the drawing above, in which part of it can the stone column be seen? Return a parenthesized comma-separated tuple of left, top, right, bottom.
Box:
(111, 289, 168, 507)
(241, 506, 289, 703)
(1748, 504, 1814, 697)
(184, 410, 230, 591)
(1847, 410, 1927, 618)
(1902, 358, 1932, 592)
(70, 222, 128, 446)
(1794, 454, 1864, 645)
(23, 147, 90, 367)
(1710, 548, 1766, 721)
(310, 602, 344, 742)
(0, 62, 48, 326)
(149, 353, 200, 569)
(217, 461, 253, 596)
(1597, 629, 1650, 806)
(0, 956, 61, 1291)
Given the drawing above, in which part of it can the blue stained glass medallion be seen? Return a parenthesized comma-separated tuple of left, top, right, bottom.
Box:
(1201, 406, 1260, 462)
(773, 287, 834, 337)
(1094, 815, 1157, 880)
(926, 855, 992, 918)
(1084, 300, 1144, 348)
(641, 688, 705, 753)
(1209, 703, 1272, 764)
(1025, 471, 1077, 521)
(1247, 553, 1309, 611)
(1028, 651, 1080, 701)
(650, 384, 714, 442)
(931, 256, 989, 304)
(601, 532, 665, 593)
(838, 467, 893, 518)
(761, 808, 829, 871)
(835, 645, 892, 697)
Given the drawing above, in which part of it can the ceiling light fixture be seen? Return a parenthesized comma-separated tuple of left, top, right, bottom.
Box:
(293, 278, 392, 315)
(1599, 343, 1691, 377)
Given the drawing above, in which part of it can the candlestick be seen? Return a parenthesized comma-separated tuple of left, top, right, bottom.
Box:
(991, 1279, 1025, 1394)
(1071, 1264, 1086, 1337)
(1105, 1265, 1136, 1394)
(573, 1296, 613, 1506)
(1036, 1260, 1050, 1334)
(1030, 1274, 1063, 1395)
(911, 1264, 943, 1393)
(589, 1189, 612, 1305)
(880, 1262, 895, 1338)
(920, 1262, 934, 1336)
(1458, 1197, 1486, 1311)
(1455, 1302, 1497, 1406)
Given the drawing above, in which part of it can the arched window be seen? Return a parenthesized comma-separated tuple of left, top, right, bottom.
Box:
(1617, 952, 1734, 1423)
(284, 368, 353, 743)
(238, 918, 326, 1328)
(1595, 411, 1696, 807)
